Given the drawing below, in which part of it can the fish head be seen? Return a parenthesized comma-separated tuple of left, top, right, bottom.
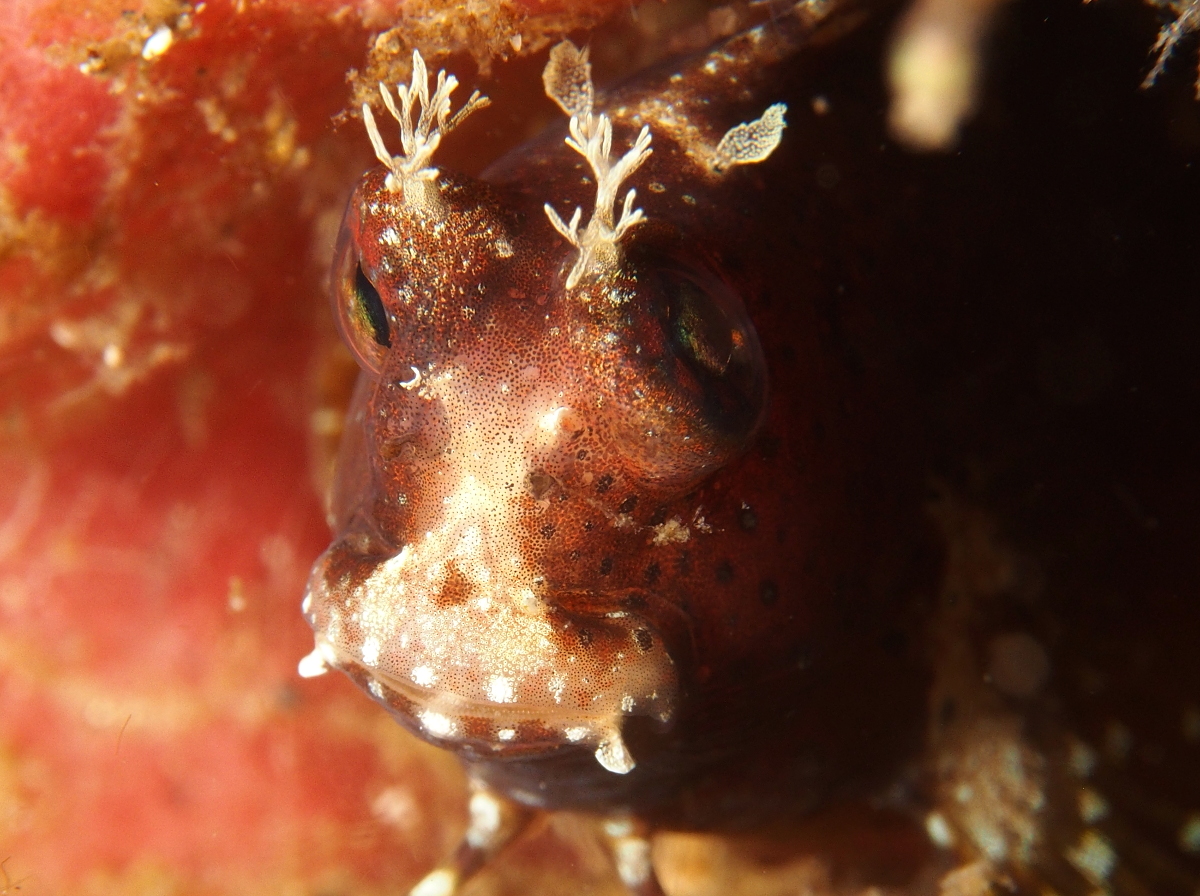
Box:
(304, 154, 769, 774)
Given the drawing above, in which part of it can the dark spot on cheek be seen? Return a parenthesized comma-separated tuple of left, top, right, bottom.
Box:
(599, 557, 613, 576)
(528, 471, 555, 499)
(540, 523, 555, 540)
(738, 505, 758, 531)
(596, 474, 614, 494)
(622, 594, 648, 611)
(759, 579, 778, 606)
(648, 505, 668, 526)
(438, 563, 475, 607)
(618, 494, 638, 514)
(715, 560, 734, 583)
(634, 629, 654, 652)
(579, 629, 594, 647)
(644, 563, 661, 586)
(576, 449, 588, 460)
(584, 520, 594, 532)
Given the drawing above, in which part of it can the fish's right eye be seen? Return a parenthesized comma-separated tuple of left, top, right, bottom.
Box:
(331, 225, 390, 375)
(352, 263, 390, 349)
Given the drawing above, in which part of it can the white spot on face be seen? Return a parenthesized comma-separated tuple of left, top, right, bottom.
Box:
(382, 226, 401, 245)
(411, 665, 436, 687)
(418, 710, 457, 738)
(548, 672, 566, 704)
(564, 726, 590, 742)
(368, 679, 385, 699)
(486, 676, 517, 704)
(361, 635, 381, 667)
(620, 695, 635, 712)
(497, 727, 516, 742)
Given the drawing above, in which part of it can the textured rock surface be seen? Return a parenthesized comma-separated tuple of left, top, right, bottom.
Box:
(0, 1, 618, 893)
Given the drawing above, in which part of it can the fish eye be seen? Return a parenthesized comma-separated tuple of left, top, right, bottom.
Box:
(331, 223, 391, 376)
(649, 260, 768, 442)
(352, 263, 391, 349)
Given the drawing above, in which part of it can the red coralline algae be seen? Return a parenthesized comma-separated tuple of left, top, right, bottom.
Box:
(0, 1, 627, 893)
(5, 2, 1199, 895)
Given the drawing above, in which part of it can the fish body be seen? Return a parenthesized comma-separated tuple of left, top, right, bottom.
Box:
(302, 4, 1200, 893)
(304, 7, 929, 827)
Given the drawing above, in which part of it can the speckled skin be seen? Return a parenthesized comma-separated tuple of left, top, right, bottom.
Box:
(299, 1, 1200, 891)
(304, 9, 932, 829)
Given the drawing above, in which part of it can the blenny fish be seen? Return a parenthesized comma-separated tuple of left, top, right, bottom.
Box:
(300, 3, 1200, 894)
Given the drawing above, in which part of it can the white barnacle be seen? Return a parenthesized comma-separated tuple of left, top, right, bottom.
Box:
(713, 102, 788, 171)
(362, 49, 489, 206)
(542, 41, 652, 290)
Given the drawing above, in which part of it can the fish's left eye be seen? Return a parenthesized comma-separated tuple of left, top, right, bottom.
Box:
(331, 222, 391, 376)
(648, 261, 768, 442)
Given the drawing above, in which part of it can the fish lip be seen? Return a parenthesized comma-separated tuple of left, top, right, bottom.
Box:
(330, 646, 644, 761)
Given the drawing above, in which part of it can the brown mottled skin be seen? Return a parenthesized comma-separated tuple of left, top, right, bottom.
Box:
(305, 2, 1200, 892)
(307, 9, 932, 829)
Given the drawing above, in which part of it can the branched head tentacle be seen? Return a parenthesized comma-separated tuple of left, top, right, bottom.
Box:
(362, 49, 490, 207)
(543, 41, 653, 290)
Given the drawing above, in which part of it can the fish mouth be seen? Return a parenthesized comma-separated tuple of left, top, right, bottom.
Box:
(309, 631, 640, 763)
(299, 543, 681, 774)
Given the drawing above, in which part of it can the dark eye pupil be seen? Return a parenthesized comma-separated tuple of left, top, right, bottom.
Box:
(355, 263, 391, 348)
(671, 282, 732, 375)
(650, 263, 767, 439)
